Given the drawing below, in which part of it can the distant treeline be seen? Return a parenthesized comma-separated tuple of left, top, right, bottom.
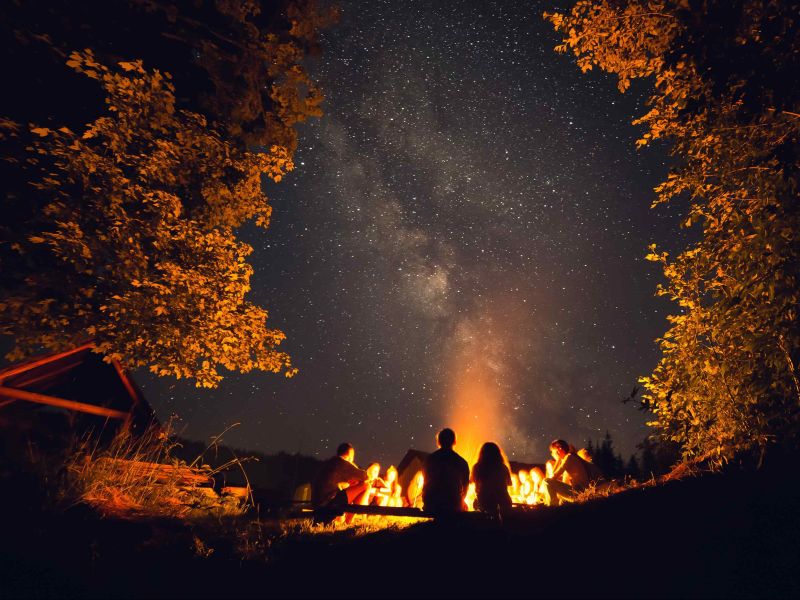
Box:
(585, 432, 681, 481)
(172, 438, 322, 503)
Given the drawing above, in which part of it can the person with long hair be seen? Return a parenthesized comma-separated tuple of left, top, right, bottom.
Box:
(470, 442, 513, 516)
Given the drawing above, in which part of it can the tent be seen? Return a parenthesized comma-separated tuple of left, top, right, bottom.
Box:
(0, 341, 156, 431)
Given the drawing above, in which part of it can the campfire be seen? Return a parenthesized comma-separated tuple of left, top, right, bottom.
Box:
(359, 455, 544, 512)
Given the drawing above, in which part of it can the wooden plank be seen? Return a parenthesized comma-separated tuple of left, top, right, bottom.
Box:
(111, 358, 141, 408)
(4, 359, 82, 390)
(0, 385, 129, 420)
(0, 342, 94, 382)
(318, 504, 430, 518)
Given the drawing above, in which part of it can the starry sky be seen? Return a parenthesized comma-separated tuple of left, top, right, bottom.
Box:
(139, 0, 686, 466)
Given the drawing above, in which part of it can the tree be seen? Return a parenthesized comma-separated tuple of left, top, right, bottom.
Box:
(545, 1, 800, 459)
(588, 431, 625, 478)
(625, 454, 641, 479)
(0, 1, 336, 387)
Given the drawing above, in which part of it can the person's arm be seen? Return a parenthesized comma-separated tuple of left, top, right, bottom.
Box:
(342, 460, 368, 485)
(550, 454, 568, 481)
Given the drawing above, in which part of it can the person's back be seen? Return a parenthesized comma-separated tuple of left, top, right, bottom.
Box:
(311, 443, 369, 507)
(471, 442, 512, 514)
(559, 452, 591, 490)
(472, 461, 512, 513)
(422, 428, 469, 515)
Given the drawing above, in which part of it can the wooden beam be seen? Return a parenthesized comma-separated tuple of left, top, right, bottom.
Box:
(0, 385, 128, 420)
(111, 358, 141, 409)
(0, 341, 95, 382)
(6, 360, 81, 390)
(316, 504, 430, 518)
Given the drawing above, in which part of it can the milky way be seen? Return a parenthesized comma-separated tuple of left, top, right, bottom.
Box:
(139, 0, 685, 465)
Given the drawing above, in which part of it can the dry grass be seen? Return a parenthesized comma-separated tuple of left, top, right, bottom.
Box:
(249, 516, 425, 560)
(64, 420, 249, 520)
(573, 458, 711, 504)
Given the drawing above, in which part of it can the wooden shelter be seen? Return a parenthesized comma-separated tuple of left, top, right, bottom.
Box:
(0, 342, 155, 431)
(397, 448, 429, 492)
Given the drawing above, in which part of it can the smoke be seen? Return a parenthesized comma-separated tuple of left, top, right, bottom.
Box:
(444, 315, 505, 464)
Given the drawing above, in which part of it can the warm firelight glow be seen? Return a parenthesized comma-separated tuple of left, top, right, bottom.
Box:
(438, 319, 547, 509)
(464, 482, 477, 511)
(446, 360, 506, 467)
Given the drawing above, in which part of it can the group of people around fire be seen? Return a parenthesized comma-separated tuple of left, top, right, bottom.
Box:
(312, 427, 606, 522)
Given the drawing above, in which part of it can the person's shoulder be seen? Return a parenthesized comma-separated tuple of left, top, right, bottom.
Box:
(450, 451, 469, 468)
(320, 455, 338, 467)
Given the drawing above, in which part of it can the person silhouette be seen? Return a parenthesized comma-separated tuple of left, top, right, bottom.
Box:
(470, 442, 513, 516)
(311, 442, 371, 523)
(422, 428, 470, 517)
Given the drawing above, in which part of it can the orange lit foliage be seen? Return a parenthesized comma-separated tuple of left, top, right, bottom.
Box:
(0, 1, 336, 387)
(545, 1, 800, 457)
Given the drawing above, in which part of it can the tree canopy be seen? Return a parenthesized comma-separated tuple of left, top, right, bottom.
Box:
(546, 0, 800, 459)
(0, 0, 336, 387)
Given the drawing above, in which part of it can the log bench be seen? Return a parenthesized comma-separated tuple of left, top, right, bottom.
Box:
(312, 503, 432, 522)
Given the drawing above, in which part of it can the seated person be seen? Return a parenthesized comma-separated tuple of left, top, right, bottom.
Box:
(311, 443, 371, 520)
(577, 448, 606, 483)
(540, 439, 593, 506)
(422, 428, 470, 516)
(470, 442, 513, 516)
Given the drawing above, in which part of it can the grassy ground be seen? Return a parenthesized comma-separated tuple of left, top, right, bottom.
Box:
(1, 413, 798, 598)
(2, 453, 799, 598)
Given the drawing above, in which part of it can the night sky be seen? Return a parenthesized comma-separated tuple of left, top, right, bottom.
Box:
(139, 0, 685, 466)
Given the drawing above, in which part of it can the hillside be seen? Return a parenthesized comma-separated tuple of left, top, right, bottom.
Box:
(2, 454, 798, 598)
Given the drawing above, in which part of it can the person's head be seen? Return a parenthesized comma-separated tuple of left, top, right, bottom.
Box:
(577, 448, 593, 463)
(336, 442, 355, 462)
(386, 465, 398, 483)
(476, 441, 505, 466)
(437, 428, 456, 449)
(549, 439, 570, 460)
(366, 462, 381, 480)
